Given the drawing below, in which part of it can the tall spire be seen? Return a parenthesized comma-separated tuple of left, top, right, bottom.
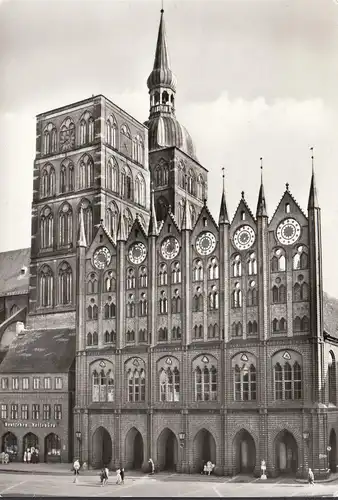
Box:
(147, 9, 177, 118)
(148, 183, 158, 236)
(219, 167, 229, 224)
(77, 206, 87, 247)
(308, 147, 319, 209)
(256, 157, 268, 217)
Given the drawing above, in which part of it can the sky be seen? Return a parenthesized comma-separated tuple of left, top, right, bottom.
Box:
(0, 0, 338, 297)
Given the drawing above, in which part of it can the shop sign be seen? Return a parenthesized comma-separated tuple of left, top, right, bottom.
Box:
(4, 422, 57, 428)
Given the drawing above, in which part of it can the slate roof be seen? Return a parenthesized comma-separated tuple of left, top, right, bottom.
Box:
(0, 328, 75, 374)
(0, 248, 30, 297)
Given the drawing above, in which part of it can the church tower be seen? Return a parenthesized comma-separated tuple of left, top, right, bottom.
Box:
(145, 10, 208, 228)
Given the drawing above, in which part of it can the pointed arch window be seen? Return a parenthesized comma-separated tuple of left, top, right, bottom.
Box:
(126, 330, 135, 343)
(139, 267, 148, 288)
(293, 245, 308, 270)
(193, 289, 203, 312)
(272, 284, 286, 304)
(39, 265, 54, 307)
(247, 320, 258, 335)
(60, 118, 75, 152)
(234, 363, 257, 401)
(247, 284, 258, 306)
(159, 291, 168, 314)
(139, 293, 148, 316)
(104, 271, 116, 292)
(106, 115, 117, 148)
(272, 317, 287, 334)
(87, 273, 98, 294)
(40, 206, 54, 249)
(92, 369, 114, 402)
(58, 262, 72, 305)
(274, 361, 302, 400)
(106, 157, 119, 192)
(79, 154, 94, 189)
(43, 123, 57, 155)
(126, 268, 136, 290)
(193, 260, 204, 282)
(128, 368, 146, 402)
(105, 203, 119, 240)
(41, 168, 49, 198)
(232, 284, 242, 308)
(126, 294, 135, 318)
(194, 365, 217, 401)
(79, 200, 93, 244)
(135, 174, 145, 206)
(123, 208, 133, 236)
(208, 257, 219, 280)
(121, 166, 133, 200)
(208, 323, 219, 339)
(87, 303, 98, 320)
(134, 135, 144, 165)
(160, 367, 180, 402)
(104, 330, 115, 343)
(172, 326, 181, 340)
(171, 292, 181, 314)
(104, 299, 116, 318)
(158, 327, 168, 341)
(208, 287, 219, 310)
(232, 255, 242, 277)
(139, 329, 147, 342)
(171, 262, 181, 284)
(155, 162, 169, 187)
(158, 264, 168, 285)
(248, 252, 257, 275)
(271, 249, 286, 272)
(231, 322, 243, 338)
(193, 324, 203, 339)
(197, 175, 204, 200)
(59, 203, 73, 247)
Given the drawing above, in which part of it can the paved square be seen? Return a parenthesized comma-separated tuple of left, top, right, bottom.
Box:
(0, 473, 338, 497)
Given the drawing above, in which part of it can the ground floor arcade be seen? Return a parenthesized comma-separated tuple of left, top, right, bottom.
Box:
(74, 410, 338, 478)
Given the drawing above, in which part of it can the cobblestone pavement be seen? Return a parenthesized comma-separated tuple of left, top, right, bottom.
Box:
(0, 472, 338, 497)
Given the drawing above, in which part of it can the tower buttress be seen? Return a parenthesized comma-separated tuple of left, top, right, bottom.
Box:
(181, 198, 192, 345)
(218, 168, 230, 343)
(116, 212, 127, 350)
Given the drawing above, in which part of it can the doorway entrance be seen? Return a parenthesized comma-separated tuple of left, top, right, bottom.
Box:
(125, 427, 144, 470)
(92, 427, 112, 468)
(275, 430, 298, 474)
(233, 429, 256, 474)
(157, 428, 178, 471)
(193, 428, 216, 473)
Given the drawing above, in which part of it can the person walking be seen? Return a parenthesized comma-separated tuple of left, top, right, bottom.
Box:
(116, 467, 122, 484)
(23, 450, 27, 463)
(120, 466, 125, 484)
(27, 449, 31, 464)
(73, 459, 80, 484)
(148, 458, 155, 474)
(104, 466, 109, 485)
(308, 468, 315, 486)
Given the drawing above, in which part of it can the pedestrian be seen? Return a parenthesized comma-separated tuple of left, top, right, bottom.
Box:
(104, 465, 109, 485)
(100, 468, 106, 486)
(23, 450, 27, 463)
(27, 449, 31, 464)
(308, 468, 315, 485)
(116, 467, 122, 484)
(73, 459, 80, 484)
(120, 466, 125, 484)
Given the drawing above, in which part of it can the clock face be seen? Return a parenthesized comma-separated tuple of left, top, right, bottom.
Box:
(60, 127, 75, 152)
(93, 247, 111, 269)
(233, 225, 256, 251)
(128, 242, 147, 265)
(277, 218, 301, 246)
(196, 232, 217, 256)
(161, 237, 180, 260)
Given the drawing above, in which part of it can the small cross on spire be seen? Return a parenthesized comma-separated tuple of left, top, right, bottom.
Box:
(310, 146, 314, 173)
(286, 182, 289, 191)
(221, 166, 225, 191)
(241, 190, 245, 199)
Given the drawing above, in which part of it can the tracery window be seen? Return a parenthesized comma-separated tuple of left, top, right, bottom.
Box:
(133, 135, 144, 164)
(234, 364, 256, 401)
(248, 252, 257, 275)
(271, 249, 286, 272)
(79, 154, 94, 189)
(43, 123, 57, 154)
(79, 200, 93, 244)
(59, 203, 73, 246)
(232, 255, 242, 277)
(171, 291, 181, 314)
(87, 303, 98, 320)
(92, 369, 114, 402)
(160, 367, 180, 402)
(106, 157, 119, 192)
(58, 262, 72, 305)
(193, 325, 203, 338)
(171, 262, 181, 284)
(193, 260, 204, 281)
(208, 257, 219, 280)
(231, 322, 243, 338)
(79, 111, 94, 145)
(187, 169, 196, 196)
(104, 330, 115, 344)
(193, 288, 203, 312)
(294, 282, 309, 301)
(40, 165, 55, 198)
(105, 271, 116, 292)
(208, 286, 219, 310)
(106, 115, 117, 148)
(126, 268, 136, 289)
(139, 293, 148, 316)
(158, 264, 168, 285)
(272, 284, 286, 303)
(232, 283, 242, 308)
(159, 291, 168, 314)
(207, 323, 218, 339)
(196, 175, 204, 200)
(139, 329, 147, 342)
(105, 202, 119, 239)
(293, 245, 308, 270)
(247, 282, 258, 306)
(158, 327, 168, 341)
(60, 160, 74, 193)
(121, 166, 133, 200)
(274, 361, 302, 400)
(194, 365, 217, 401)
(172, 326, 181, 340)
(126, 294, 135, 318)
(128, 368, 145, 402)
(123, 208, 133, 236)
(40, 206, 54, 249)
(247, 321, 258, 335)
(104, 300, 116, 318)
(155, 162, 169, 187)
(272, 317, 287, 333)
(135, 174, 145, 206)
(126, 330, 135, 343)
(39, 265, 54, 307)
(293, 315, 309, 331)
(139, 267, 148, 288)
(59, 118, 75, 152)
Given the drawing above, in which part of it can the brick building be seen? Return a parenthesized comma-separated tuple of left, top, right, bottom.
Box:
(0, 9, 338, 477)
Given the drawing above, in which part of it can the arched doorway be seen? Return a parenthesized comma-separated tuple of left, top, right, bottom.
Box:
(125, 427, 144, 470)
(2, 432, 18, 461)
(329, 429, 337, 473)
(92, 427, 112, 468)
(45, 433, 61, 463)
(23, 433, 39, 452)
(233, 429, 256, 474)
(193, 429, 216, 473)
(157, 428, 178, 471)
(275, 430, 298, 475)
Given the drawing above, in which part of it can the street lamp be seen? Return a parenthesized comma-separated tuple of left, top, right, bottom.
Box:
(179, 432, 186, 448)
(302, 431, 310, 442)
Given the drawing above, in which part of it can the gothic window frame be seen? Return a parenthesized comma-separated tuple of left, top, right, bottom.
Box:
(193, 361, 217, 402)
(58, 261, 72, 305)
(127, 367, 146, 402)
(106, 114, 118, 148)
(233, 362, 257, 401)
(159, 367, 180, 402)
(39, 264, 54, 307)
(193, 259, 204, 282)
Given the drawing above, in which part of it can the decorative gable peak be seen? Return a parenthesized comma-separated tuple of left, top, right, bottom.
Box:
(269, 184, 307, 229)
(231, 192, 256, 227)
(127, 215, 148, 243)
